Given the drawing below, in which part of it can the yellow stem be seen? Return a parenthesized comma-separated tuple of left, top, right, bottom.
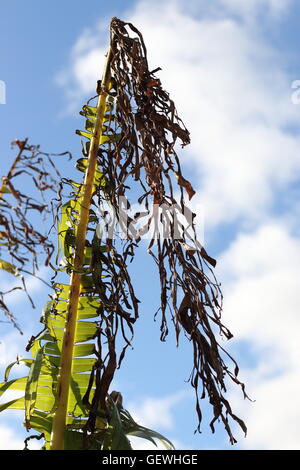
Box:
(50, 47, 112, 450)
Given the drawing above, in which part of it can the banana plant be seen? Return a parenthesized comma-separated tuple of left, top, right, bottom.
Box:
(0, 28, 173, 452)
(0, 17, 248, 450)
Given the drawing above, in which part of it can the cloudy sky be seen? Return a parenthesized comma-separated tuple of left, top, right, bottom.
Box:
(1, 0, 300, 450)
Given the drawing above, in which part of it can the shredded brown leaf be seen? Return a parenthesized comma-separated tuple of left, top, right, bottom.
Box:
(88, 17, 249, 444)
(0, 139, 71, 332)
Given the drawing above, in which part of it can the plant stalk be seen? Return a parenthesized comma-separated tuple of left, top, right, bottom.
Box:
(50, 47, 113, 450)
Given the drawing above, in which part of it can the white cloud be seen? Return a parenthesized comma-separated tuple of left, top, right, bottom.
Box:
(0, 424, 26, 450)
(0, 417, 41, 450)
(0, 266, 49, 324)
(0, 390, 24, 406)
(55, 24, 107, 114)
(128, 390, 191, 431)
(217, 223, 300, 449)
(127, 391, 192, 450)
(217, 0, 293, 19)
(57, 0, 300, 229)
(0, 327, 35, 390)
(219, 223, 300, 362)
(129, 1, 300, 228)
(230, 368, 300, 450)
(130, 435, 189, 450)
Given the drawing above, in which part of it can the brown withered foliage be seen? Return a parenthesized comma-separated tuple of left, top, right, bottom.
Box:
(0, 139, 70, 332)
(91, 18, 249, 443)
(1, 18, 248, 446)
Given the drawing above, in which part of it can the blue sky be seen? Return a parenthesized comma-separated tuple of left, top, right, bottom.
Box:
(1, 0, 300, 450)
